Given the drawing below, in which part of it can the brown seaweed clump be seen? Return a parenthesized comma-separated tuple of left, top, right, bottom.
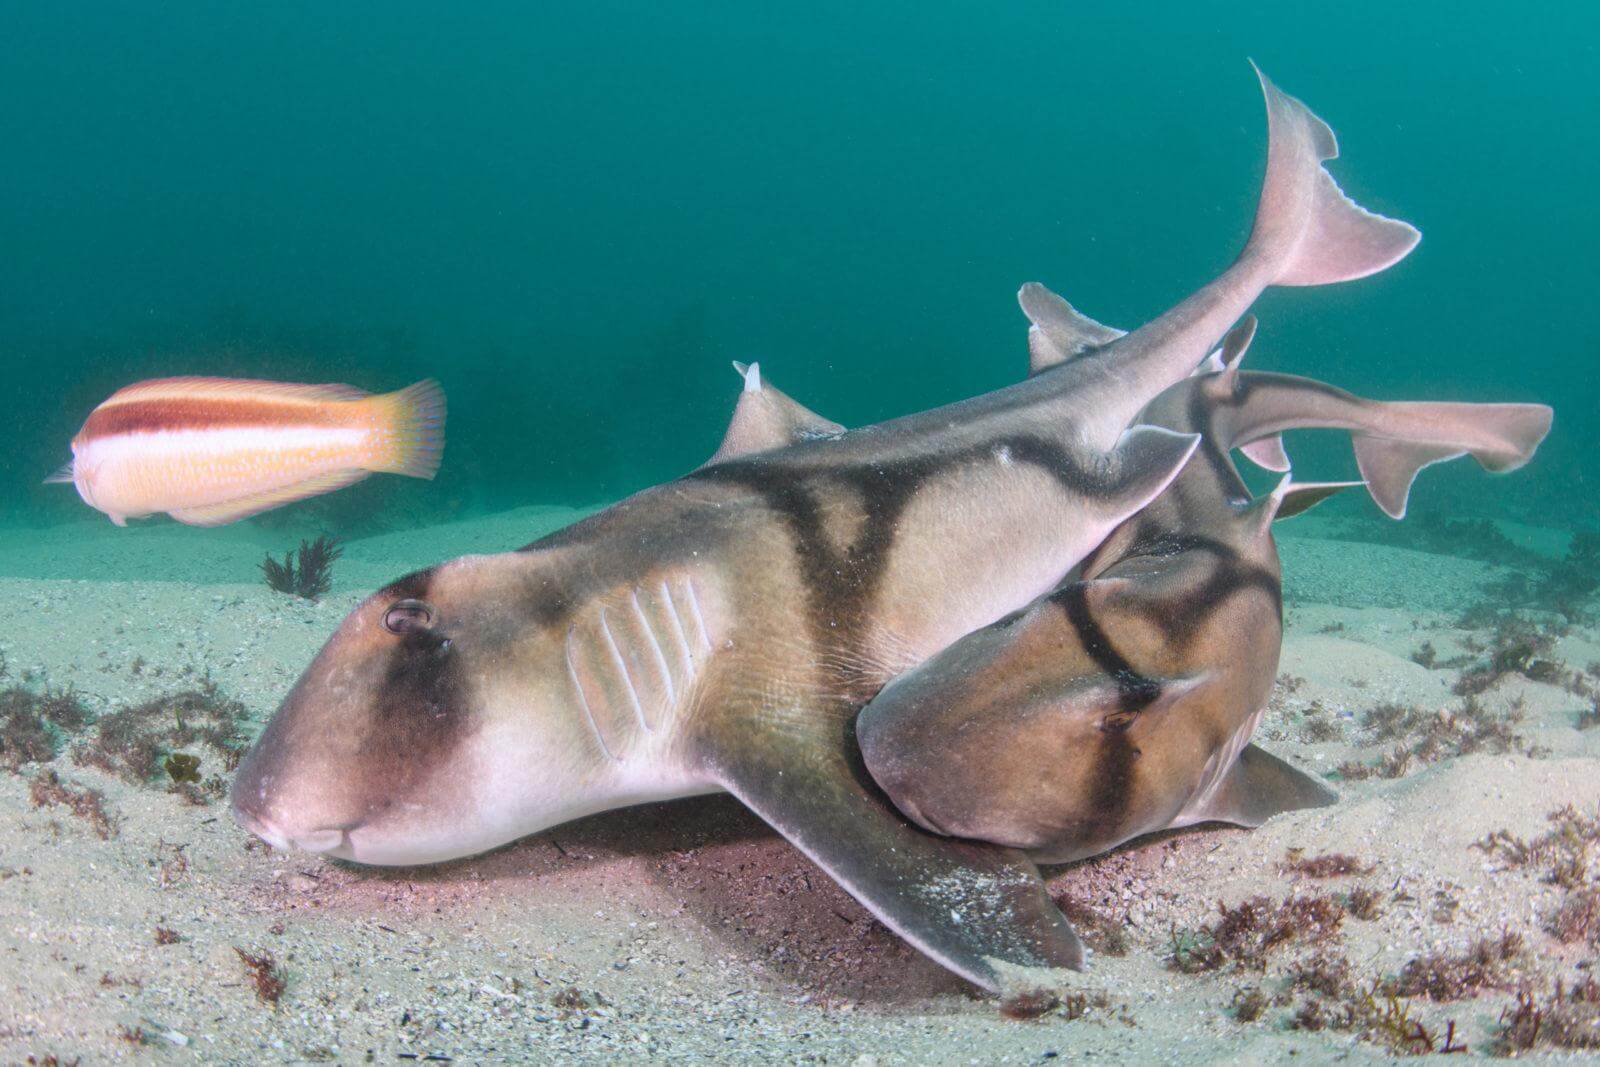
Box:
(1545, 888, 1600, 947)
(1473, 803, 1599, 889)
(260, 534, 343, 600)
(1382, 931, 1525, 1002)
(1498, 976, 1600, 1053)
(1168, 893, 1345, 973)
(28, 769, 116, 839)
(1337, 694, 1536, 780)
(0, 686, 93, 771)
(1281, 849, 1375, 878)
(236, 948, 286, 1005)
(72, 683, 248, 803)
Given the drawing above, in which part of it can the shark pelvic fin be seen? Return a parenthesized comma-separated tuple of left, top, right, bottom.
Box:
(1238, 435, 1291, 472)
(1018, 282, 1125, 375)
(1218, 315, 1258, 380)
(1247, 476, 1362, 536)
(706, 717, 1085, 993)
(1183, 743, 1337, 828)
(706, 362, 845, 466)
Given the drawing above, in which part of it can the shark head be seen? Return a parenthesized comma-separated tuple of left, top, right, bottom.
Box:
(230, 550, 624, 866)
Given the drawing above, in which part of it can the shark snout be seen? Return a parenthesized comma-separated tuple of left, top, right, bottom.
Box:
(230, 804, 351, 856)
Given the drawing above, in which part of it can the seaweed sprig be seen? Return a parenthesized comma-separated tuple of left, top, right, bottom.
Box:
(260, 535, 343, 600)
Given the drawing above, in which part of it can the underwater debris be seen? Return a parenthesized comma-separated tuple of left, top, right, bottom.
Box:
(27, 769, 115, 838)
(153, 926, 181, 946)
(1281, 850, 1375, 878)
(1052, 894, 1130, 957)
(1345, 886, 1385, 921)
(72, 683, 248, 802)
(260, 534, 343, 600)
(1289, 951, 1353, 998)
(0, 686, 93, 771)
(1578, 697, 1600, 731)
(235, 948, 286, 1005)
(1168, 893, 1344, 973)
(1497, 976, 1600, 1053)
(1229, 986, 1270, 1023)
(1545, 887, 1600, 946)
(1384, 931, 1525, 1001)
(999, 990, 1061, 1020)
(162, 752, 201, 784)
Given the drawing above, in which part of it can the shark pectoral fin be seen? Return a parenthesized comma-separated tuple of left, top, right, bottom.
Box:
(1017, 283, 1125, 375)
(1104, 426, 1203, 518)
(709, 726, 1085, 992)
(1188, 743, 1337, 829)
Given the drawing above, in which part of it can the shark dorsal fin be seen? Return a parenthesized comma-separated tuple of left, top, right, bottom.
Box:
(1018, 283, 1125, 375)
(706, 361, 845, 466)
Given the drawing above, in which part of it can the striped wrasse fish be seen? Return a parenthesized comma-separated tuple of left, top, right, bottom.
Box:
(48, 376, 445, 527)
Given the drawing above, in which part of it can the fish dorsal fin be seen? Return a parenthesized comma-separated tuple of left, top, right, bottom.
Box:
(1238, 434, 1291, 472)
(105, 377, 369, 405)
(168, 469, 370, 527)
(1017, 283, 1125, 375)
(706, 361, 844, 465)
(1217, 315, 1259, 384)
(43, 461, 75, 485)
(1246, 475, 1362, 537)
(1179, 742, 1337, 828)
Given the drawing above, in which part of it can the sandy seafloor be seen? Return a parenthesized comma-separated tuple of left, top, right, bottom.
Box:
(0, 506, 1596, 1064)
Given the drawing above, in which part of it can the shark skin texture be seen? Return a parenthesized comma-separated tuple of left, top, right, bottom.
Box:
(231, 66, 1424, 996)
(856, 305, 1553, 867)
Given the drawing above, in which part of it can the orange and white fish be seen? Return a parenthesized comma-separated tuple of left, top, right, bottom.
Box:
(48, 377, 446, 527)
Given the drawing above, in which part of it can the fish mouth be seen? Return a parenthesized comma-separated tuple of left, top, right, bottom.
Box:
(230, 805, 353, 856)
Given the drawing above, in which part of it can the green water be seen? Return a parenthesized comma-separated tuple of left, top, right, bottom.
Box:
(2, 2, 1593, 534)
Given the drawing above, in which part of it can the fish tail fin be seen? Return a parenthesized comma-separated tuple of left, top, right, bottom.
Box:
(43, 460, 75, 485)
(1247, 62, 1421, 287)
(1353, 402, 1553, 519)
(365, 379, 447, 478)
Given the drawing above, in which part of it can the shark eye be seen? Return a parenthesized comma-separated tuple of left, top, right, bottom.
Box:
(383, 599, 434, 635)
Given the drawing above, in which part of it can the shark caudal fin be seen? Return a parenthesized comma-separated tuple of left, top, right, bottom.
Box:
(1247, 62, 1421, 287)
(1353, 402, 1553, 519)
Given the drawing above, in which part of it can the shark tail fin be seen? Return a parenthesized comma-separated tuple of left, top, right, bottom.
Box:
(1353, 402, 1553, 519)
(1248, 62, 1421, 287)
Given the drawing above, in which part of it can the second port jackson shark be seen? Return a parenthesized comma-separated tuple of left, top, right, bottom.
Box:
(231, 66, 1470, 994)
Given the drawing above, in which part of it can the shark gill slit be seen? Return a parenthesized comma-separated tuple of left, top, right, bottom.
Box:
(564, 628, 620, 762)
(631, 588, 675, 708)
(658, 579, 696, 677)
(597, 608, 650, 734)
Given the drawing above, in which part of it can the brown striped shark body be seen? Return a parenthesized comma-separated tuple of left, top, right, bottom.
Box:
(231, 66, 1422, 994)
(856, 307, 1552, 865)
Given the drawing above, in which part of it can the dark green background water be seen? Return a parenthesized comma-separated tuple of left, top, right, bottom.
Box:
(3, 3, 1594, 534)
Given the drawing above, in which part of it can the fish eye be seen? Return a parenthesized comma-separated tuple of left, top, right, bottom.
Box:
(383, 599, 434, 634)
